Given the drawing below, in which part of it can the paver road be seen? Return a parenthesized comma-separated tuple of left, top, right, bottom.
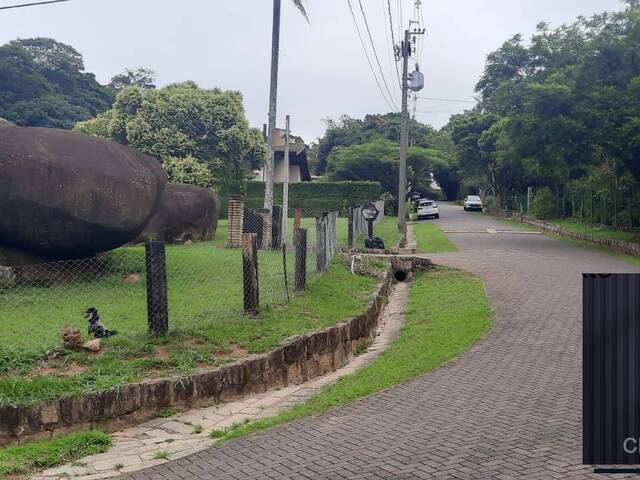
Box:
(123, 204, 640, 479)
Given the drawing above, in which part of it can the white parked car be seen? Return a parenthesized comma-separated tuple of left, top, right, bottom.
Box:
(463, 195, 483, 211)
(417, 199, 440, 220)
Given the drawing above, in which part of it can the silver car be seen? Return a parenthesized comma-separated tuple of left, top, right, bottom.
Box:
(463, 195, 483, 211)
(417, 199, 440, 219)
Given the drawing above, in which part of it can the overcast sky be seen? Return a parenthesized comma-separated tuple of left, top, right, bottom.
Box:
(0, 0, 624, 142)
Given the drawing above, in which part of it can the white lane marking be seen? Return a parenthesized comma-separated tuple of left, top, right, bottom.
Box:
(486, 228, 498, 234)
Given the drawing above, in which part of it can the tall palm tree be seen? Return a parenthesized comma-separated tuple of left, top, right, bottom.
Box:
(263, 0, 308, 213)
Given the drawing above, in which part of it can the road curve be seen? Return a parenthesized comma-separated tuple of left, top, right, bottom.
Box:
(122, 203, 640, 480)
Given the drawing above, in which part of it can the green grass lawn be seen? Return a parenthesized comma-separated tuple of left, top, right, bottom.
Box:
(216, 265, 492, 442)
(0, 430, 111, 477)
(494, 216, 640, 266)
(548, 218, 640, 243)
(0, 245, 378, 406)
(412, 223, 458, 253)
(369, 216, 402, 249)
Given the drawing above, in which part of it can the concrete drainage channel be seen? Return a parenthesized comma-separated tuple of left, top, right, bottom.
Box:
(33, 259, 424, 480)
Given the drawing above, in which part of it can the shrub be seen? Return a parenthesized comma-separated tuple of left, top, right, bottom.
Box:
(532, 187, 556, 220)
(162, 156, 214, 188)
(220, 181, 383, 218)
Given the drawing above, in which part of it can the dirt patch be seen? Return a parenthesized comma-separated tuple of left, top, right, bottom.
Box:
(28, 361, 89, 378)
(153, 345, 171, 361)
(215, 343, 249, 360)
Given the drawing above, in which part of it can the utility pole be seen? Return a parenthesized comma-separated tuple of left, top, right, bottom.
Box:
(264, 0, 281, 214)
(397, 28, 410, 236)
(282, 115, 291, 246)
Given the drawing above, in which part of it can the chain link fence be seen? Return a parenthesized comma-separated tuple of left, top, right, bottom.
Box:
(0, 204, 345, 360)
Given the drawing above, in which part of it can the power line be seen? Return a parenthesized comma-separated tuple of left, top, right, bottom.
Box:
(386, 0, 402, 89)
(415, 109, 459, 114)
(357, 0, 399, 111)
(417, 96, 477, 104)
(346, 0, 397, 112)
(396, 0, 403, 39)
(381, 0, 399, 93)
(0, 0, 69, 10)
(416, 0, 425, 62)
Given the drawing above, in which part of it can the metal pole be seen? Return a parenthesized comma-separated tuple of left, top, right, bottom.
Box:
(282, 115, 290, 246)
(398, 28, 410, 237)
(264, 0, 281, 214)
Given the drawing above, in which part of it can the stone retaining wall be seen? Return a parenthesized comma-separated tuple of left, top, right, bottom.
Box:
(0, 268, 399, 446)
(486, 207, 640, 257)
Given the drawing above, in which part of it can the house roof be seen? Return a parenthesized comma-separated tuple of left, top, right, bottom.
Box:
(272, 128, 311, 181)
(273, 128, 306, 155)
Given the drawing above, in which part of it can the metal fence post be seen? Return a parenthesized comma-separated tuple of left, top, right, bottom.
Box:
(242, 233, 259, 314)
(294, 228, 307, 291)
(145, 240, 168, 336)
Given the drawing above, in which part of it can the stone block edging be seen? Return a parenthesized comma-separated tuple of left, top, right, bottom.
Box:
(0, 270, 396, 446)
(486, 207, 640, 257)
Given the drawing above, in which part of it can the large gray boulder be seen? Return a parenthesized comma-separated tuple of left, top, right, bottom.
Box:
(135, 183, 221, 244)
(0, 126, 167, 263)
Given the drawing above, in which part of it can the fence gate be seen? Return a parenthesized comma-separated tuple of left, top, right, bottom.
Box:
(583, 273, 640, 466)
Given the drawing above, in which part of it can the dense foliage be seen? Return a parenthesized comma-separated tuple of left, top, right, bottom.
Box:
(108, 67, 156, 91)
(220, 181, 383, 217)
(316, 113, 437, 175)
(0, 38, 113, 129)
(313, 113, 451, 208)
(326, 137, 448, 203)
(444, 1, 640, 227)
(75, 82, 266, 193)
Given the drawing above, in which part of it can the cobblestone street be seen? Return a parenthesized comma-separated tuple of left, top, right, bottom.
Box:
(122, 204, 640, 479)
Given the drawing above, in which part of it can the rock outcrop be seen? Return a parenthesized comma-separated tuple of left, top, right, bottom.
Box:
(135, 183, 221, 244)
(0, 126, 167, 263)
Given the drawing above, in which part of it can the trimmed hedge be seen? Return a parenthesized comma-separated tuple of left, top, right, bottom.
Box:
(220, 181, 383, 217)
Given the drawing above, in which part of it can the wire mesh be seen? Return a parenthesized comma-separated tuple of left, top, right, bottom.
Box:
(0, 205, 348, 358)
(0, 250, 147, 361)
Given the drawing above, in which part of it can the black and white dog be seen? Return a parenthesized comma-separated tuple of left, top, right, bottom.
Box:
(83, 307, 118, 339)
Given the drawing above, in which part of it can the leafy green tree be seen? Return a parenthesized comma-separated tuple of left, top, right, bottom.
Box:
(316, 113, 435, 175)
(0, 38, 113, 128)
(76, 82, 266, 193)
(532, 187, 556, 219)
(326, 137, 440, 199)
(163, 156, 215, 188)
(109, 67, 156, 91)
(446, 1, 640, 224)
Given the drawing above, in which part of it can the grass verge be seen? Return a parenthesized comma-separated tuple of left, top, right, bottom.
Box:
(216, 265, 492, 442)
(493, 216, 640, 266)
(369, 216, 403, 249)
(0, 431, 110, 477)
(412, 223, 458, 253)
(549, 218, 640, 243)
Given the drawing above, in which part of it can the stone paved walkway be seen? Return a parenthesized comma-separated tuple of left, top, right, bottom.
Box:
(33, 282, 409, 480)
(116, 204, 640, 479)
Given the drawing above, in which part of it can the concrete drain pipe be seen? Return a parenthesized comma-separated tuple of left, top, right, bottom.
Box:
(390, 257, 431, 282)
